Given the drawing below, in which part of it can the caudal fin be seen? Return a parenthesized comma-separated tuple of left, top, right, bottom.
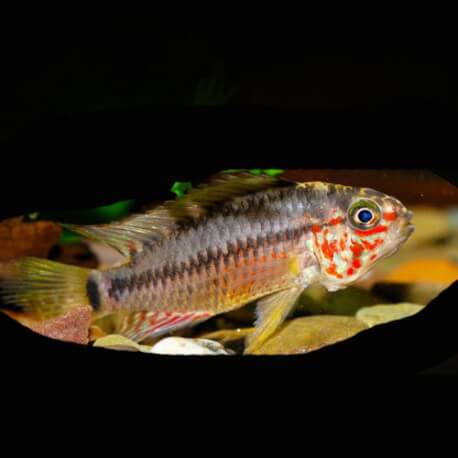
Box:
(0, 257, 94, 318)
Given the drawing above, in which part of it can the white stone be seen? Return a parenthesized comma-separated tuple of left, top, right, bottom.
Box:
(149, 337, 231, 355)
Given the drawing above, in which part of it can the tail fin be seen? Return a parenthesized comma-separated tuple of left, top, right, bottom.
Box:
(0, 257, 94, 319)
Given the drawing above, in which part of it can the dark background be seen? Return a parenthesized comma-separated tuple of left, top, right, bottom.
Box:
(1, 34, 456, 215)
(0, 30, 457, 432)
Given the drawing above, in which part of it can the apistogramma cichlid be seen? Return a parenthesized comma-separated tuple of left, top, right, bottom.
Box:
(0, 171, 414, 353)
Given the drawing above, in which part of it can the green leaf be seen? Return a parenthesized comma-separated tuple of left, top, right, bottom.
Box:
(171, 181, 193, 198)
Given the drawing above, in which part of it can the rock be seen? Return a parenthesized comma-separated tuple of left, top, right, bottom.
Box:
(24, 305, 92, 344)
(93, 334, 232, 355)
(355, 303, 424, 327)
(150, 337, 231, 355)
(0, 217, 61, 261)
(252, 315, 368, 355)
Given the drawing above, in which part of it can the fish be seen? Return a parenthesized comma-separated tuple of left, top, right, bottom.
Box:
(0, 172, 414, 353)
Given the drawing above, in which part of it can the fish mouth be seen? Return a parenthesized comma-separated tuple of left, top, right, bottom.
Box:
(402, 223, 415, 239)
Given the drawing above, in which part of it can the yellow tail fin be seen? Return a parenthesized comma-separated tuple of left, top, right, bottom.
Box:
(0, 257, 93, 319)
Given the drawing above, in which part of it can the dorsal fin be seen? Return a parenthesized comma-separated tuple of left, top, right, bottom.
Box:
(64, 171, 290, 257)
(169, 171, 288, 218)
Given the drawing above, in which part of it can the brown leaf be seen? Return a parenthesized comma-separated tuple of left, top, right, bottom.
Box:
(6, 306, 93, 344)
(0, 217, 61, 261)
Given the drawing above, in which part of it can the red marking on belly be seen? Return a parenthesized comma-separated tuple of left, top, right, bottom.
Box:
(362, 239, 383, 250)
(328, 216, 344, 226)
(350, 241, 364, 257)
(352, 258, 361, 269)
(147, 312, 158, 326)
(347, 267, 354, 276)
(278, 251, 288, 259)
(355, 226, 387, 237)
(311, 225, 321, 233)
(383, 211, 397, 221)
(326, 263, 343, 279)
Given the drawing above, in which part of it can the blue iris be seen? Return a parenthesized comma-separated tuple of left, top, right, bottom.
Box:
(358, 209, 373, 223)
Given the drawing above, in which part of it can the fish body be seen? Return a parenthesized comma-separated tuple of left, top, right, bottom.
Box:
(0, 173, 414, 351)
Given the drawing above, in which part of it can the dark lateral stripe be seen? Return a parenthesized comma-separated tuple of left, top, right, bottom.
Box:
(110, 223, 312, 297)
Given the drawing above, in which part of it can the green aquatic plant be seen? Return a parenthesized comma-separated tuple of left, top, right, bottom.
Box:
(170, 181, 193, 199)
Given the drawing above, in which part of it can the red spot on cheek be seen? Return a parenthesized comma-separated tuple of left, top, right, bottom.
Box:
(383, 211, 397, 221)
(326, 264, 343, 279)
(311, 225, 321, 233)
(355, 226, 388, 237)
(328, 216, 344, 226)
(321, 238, 338, 261)
(352, 258, 361, 269)
(362, 239, 383, 251)
(339, 239, 346, 250)
(370, 254, 377, 261)
(347, 268, 354, 276)
(350, 242, 364, 257)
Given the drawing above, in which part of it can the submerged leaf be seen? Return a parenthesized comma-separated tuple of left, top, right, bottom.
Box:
(355, 303, 424, 327)
(252, 315, 368, 355)
(0, 217, 61, 261)
(93, 334, 146, 352)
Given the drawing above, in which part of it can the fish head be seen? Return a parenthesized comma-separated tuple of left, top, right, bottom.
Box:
(312, 184, 414, 291)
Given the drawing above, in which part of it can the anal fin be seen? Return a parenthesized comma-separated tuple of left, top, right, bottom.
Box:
(115, 310, 212, 343)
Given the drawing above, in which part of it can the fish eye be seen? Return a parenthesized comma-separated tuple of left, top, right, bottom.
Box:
(348, 200, 381, 229)
(357, 208, 374, 223)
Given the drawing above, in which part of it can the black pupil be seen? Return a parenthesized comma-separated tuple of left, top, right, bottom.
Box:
(358, 209, 373, 223)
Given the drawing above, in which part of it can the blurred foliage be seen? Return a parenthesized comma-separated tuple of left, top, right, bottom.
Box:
(27, 200, 135, 245)
(28, 200, 135, 226)
(222, 168, 284, 176)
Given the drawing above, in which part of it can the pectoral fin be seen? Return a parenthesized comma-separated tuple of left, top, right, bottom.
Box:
(244, 287, 303, 354)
